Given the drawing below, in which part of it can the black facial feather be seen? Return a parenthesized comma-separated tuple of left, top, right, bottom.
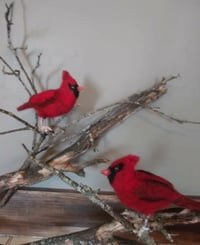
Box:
(108, 162, 124, 184)
(68, 83, 79, 98)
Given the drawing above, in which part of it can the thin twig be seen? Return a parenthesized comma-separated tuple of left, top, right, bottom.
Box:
(5, 2, 37, 94)
(0, 56, 31, 95)
(13, 49, 37, 93)
(20, 134, 46, 171)
(0, 108, 39, 133)
(161, 74, 180, 84)
(32, 113, 40, 149)
(5, 2, 14, 48)
(31, 52, 42, 93)
(0, 127, 29, 135)
(32, 53, 42, 76)
(147, 106, 200, 125)
(22, 143, 30, 154)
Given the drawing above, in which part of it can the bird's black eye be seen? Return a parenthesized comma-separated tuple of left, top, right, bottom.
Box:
(68, 83, 79, 97)
(69, 83, 77, 90)
(108, 162, 124, 184)
(113, 162, 124, 172)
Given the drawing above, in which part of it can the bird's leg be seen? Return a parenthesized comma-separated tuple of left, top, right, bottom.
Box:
(138, 215, 151, 238)
(38, 117, 54, 134)
(154, 215, 174, 243)
(159, 226, 174, 243)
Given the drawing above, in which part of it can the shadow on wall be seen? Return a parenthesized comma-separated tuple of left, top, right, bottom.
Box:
(77, 75, 101, 113)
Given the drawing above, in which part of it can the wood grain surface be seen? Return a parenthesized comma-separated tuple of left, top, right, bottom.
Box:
(0, 188, 123, 237)
(0, 187, 199, 244)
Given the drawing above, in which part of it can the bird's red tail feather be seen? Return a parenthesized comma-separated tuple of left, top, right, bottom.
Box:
(175, 194, 200, 211)
(17, 102, 31, 111)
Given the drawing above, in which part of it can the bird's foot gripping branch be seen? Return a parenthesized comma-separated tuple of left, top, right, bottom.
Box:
(1, 2, 200, 245)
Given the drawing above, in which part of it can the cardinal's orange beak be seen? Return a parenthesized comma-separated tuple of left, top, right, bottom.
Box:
(78, 85, 84, 92)
(101, 168, 110, 176)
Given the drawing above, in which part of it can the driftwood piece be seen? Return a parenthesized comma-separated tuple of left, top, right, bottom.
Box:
(0, 76, 177, 195)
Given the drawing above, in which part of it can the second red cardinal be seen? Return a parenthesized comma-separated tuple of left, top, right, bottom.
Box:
(101, 154, 200, 215)
(17, 70, 83, 133)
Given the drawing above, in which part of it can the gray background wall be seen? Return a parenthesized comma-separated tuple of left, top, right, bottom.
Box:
(0, 0, 200, 194)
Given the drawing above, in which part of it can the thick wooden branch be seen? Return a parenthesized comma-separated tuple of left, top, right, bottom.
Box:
(0, 76, 177, 195)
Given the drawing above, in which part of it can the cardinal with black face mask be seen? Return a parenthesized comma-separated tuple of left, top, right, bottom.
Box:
(17, 70, 83, 133)
(101, 154, 200, 215)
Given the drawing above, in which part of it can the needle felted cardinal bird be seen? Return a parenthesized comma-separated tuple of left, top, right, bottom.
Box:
(17, 70, 83, 133)
(101, 154, 200, 215)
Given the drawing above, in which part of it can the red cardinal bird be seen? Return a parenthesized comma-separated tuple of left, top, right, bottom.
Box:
(17, 70, 83, 133)
(101, 154, 200, 215)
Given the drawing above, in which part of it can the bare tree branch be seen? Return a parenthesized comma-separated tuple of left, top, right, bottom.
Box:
(5, 2, 14, 48)
(5, 2, 37, 94)
(146, 106, 200, 125)
(0, 56, 32, 95)
(0, 127, 29, 135)
(31, 53, 42, 77)
(0, 75, 177, 194)
(0, 108, 39, 133)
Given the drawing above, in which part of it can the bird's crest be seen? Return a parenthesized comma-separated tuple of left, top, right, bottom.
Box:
(62, 70, 77, 86)
(111, 154, 140, 169)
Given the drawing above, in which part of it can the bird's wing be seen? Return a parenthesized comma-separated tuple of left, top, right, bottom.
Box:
(133, 170, 176, 202)
(30, 90, 57, 107)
